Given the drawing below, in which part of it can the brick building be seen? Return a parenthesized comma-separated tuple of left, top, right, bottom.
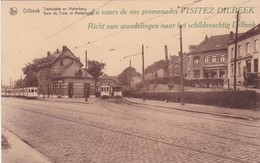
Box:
(37, 46, 95, 98)
(186, 32, 235, 79)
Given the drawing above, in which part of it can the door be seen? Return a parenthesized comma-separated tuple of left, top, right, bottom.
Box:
(68, 83, 73, 98)
(84, 83, 90, 97)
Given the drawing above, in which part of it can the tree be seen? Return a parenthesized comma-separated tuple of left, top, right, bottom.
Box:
(23, 70, 38, 87)
(118, 67, 141, 86)
(14, 79, 24, 88)
(21, 60, 40, 87)
(87, 60, 106, 87)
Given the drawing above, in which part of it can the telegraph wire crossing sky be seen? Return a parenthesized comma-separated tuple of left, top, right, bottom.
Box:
(1, 0, 259, 85)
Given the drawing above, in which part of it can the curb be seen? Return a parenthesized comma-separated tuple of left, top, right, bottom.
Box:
(123, 98, 255, 121)
(2, 128, 53, 163)
(37, 98, 92, 104)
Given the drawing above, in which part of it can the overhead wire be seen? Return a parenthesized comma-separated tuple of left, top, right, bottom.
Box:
(71, 0, 203, 52)
(39, 0, 113, 43)
(147, 0, 254, 48)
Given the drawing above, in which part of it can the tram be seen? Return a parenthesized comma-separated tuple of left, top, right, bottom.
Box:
(100, 85, 122, 98)
(1, 87, 38, 99)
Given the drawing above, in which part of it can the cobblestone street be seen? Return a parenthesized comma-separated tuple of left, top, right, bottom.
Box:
(2, 97, 260, 163)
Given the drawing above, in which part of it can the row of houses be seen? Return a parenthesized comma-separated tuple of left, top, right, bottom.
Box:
(170, 23, 260, 85)
(28, 23, 260, 98)
(36, 45, 119, 98)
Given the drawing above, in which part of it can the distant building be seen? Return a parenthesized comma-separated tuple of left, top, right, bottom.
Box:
(169, 53, 188, 77)
(187, 32, 236, 79)
(228, 24, 260, 85)
(144, 60, 168, 80)
(96, 74, 121, 95)
(97, 74, 120, 90)
(37, 45, 95, 98)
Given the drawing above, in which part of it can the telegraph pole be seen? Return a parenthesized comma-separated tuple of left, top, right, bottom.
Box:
(142, 44, 145, 101)
(179, 25, 184, 105)
(85, 50, 88, 102)
(165, 45, 169, 77)
(129, 59, 131, 98)
(234, 11, 239, 90)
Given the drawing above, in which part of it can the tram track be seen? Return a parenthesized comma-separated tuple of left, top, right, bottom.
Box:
(3, 104, 253, 163)
(3, 98, 260, 146)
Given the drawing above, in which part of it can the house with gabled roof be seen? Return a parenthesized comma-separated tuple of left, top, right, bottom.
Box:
(187, 32, 237, 79)
(96, 73, 121, 95)
(98, 74, 120, 87)
(37, 45, 95, 98)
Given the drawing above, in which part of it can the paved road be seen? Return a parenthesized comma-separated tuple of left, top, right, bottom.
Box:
(2, 97, 260, 163)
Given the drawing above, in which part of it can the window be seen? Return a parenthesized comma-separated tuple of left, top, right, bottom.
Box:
(254, 39, 259, 52)
(212, 56, 216, 62)
(246, 42, 250, 55)
(246, 60, 251, 72)
(231, 64, 234, 76)
(51, 69, 55, 77)
(193, 56, 200, 64)
(204, 57, 208, 63)
(238, 45, 242, 57)
(60, 60, 63, 66)
(220, 55, 225, 62)
(254, 59, 258, 72)
(220, 70, 225, 78)
(238, 62, 241, 76)
(231, 47, 234, 58)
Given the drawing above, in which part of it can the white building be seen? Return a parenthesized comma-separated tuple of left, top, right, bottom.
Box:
(228, 24, 260, 85)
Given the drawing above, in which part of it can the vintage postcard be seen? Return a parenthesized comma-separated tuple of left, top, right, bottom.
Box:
(1, 0, 260, 162)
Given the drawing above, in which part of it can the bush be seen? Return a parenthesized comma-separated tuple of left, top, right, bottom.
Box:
(129, 90, 257, 109)
(135, 77, 224, 88)
(189, 78, 224, 88)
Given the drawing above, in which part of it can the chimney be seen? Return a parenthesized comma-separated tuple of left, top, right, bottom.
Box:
(164, 45, 168, 60)
(47, 51, 50, 56)
(62, 45, 67, 52)
(56, 49, 59, 53)
(229, 31, 234, 40)
(205, 35, 208, 42)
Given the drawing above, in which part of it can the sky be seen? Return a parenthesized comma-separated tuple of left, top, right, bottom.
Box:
(1, 0, 260, 86)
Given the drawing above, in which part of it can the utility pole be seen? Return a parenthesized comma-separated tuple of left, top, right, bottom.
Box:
(179, 25, 184, 105)
(234, 11, 239, 90)
(142, 44, 145, 102)
(129, 59, 131, 98)
(165, 45, 169, 77)
(85, 50, 88, 102)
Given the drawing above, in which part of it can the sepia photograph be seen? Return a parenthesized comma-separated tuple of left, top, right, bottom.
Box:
(1, 0, 260, 162)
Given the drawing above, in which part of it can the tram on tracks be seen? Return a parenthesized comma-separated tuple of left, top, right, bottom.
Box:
(1, 87, 38, 99)
(100, 85, 122, 98)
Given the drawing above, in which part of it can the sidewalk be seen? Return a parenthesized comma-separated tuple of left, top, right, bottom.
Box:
(36, 96, 260, 121)
(2, 128, 52, 163)
(124, 98, 260, 121)
(38, 96, 99, 104)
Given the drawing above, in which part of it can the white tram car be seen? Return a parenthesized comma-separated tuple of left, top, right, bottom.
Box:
(1, 87, 38, 99)
(100, 85, 122, 98)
